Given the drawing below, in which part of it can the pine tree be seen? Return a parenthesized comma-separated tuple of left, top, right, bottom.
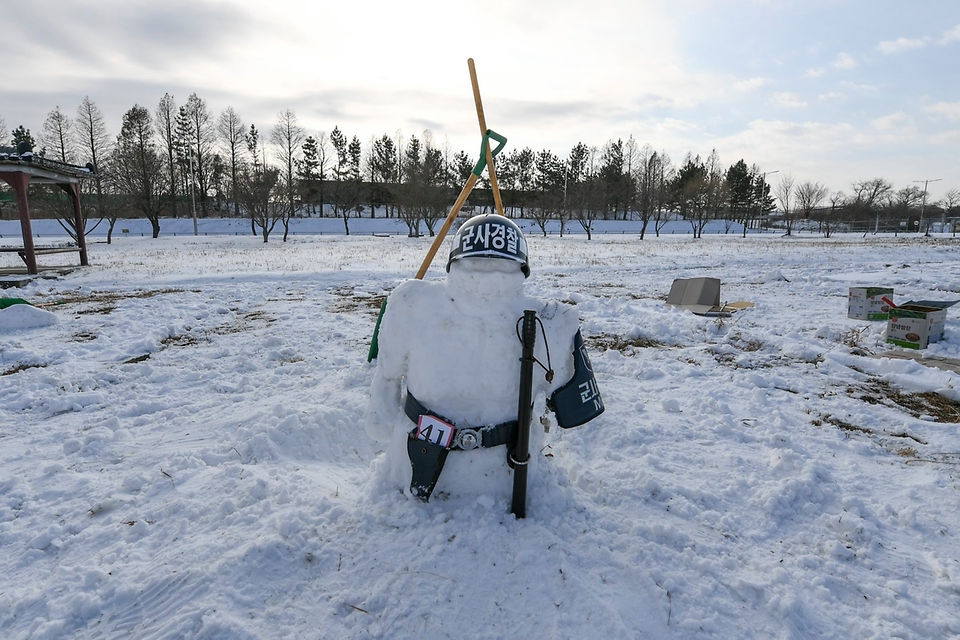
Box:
(369, 134, 397, 217)
(12, 126, 35, 152)
(112, 105, 164, 238)
(297, 135, 321, 216)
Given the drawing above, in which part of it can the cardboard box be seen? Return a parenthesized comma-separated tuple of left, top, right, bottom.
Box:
(848, 287, 894, 320)
(667, 277, 721, 315)
(666, 278, 755, 316)
(886, 304, 947, 349)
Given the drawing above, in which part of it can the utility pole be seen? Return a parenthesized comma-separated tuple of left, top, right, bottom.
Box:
(189, 145, 198, 236)
(913, 178, 941, 236)
(562, 161, 569, 238)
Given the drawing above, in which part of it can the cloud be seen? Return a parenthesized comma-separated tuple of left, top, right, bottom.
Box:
(655, 118, 700, 134)
(818, 92, 846, 103)
(871, 112, 913, 132)
(940, 24, 960, 44)
(877, 37, 929, 54)
(771, 92, 808, 108)
(733, 78, 769, 92)
(717, 119, 855, 159)
(831, 53, 858, 70)
(840, 81, 879, 94)
(805, 68, 826, 79)
(926, 102, 960, 121)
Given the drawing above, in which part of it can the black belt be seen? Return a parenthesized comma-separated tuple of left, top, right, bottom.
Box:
(404, 392, 517, 451)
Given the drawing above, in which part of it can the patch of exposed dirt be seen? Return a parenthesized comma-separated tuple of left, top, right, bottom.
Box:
(814, 412, 927, 452)
(331, 287, 387, 315)
(43, 288, 190, 317)
(76, 305, 116, 315)
(332, 287, 387, 315)
(729, 333, 765, 352)
(2, 362, 47, 376)
(51, 287, 187, 307)
(587, 333, 667, 354)
(851, 379, 960, 423)
(161, 334, 204, 348)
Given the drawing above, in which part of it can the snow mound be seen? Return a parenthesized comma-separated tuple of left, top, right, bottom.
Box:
(762, 268, 789, 282)
(0, 303, 58, 330)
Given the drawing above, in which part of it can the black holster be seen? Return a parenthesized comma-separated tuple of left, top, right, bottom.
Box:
(407, 432, 449, 501)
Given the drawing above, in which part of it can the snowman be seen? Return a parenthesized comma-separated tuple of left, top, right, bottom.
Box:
(365, 214, 603, 502)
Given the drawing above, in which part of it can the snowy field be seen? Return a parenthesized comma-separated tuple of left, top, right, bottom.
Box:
(2, 227, 960, 639)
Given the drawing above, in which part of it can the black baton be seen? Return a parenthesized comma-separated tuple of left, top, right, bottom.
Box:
(511, 309, 537, 518)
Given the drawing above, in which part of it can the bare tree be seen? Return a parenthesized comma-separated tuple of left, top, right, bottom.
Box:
(33, 129, 78, 239)
(270, 109, 306, 241)
(633, 144, 659, 238)
(775, 173, 795, 235)
(889, 186, 926, 233)
(74, 98, 114, 239)
(704, 148, 727, 229)
(821, 191, 846, 238)
(239, 127, 288, 243)
(36, 106, 90, 241)
(795, 180, 829, 232)
(941, 188, 960, 235)
(218, 106, 245, 218)
(40, 106, 74, 163)
(155, 94, 180, 218)
(182, 93, 217, 216)
(0, 115, 7, 146)
(652, 151, 674, 237)
(850, 178, 894, 232)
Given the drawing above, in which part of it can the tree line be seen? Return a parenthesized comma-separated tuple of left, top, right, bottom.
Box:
(2, 100, 958, 242)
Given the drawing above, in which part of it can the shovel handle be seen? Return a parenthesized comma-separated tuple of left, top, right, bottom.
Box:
(468, 58, 506, 217)
(414, 173, 480, 280)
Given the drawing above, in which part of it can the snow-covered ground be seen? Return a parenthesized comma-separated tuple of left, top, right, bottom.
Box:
(2, 226, 960, 639)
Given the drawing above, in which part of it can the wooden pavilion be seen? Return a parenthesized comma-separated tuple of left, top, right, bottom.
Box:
(0, 145, 93, 275)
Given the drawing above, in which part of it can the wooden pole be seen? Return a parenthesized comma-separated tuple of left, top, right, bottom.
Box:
(414, 173, 479, 280)
(468, 58, 506, 217)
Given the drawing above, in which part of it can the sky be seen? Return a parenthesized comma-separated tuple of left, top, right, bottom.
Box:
(2, 0, 959, 201)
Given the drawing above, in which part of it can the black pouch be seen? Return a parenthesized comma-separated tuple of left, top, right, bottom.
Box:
(407, 432, 450, 501)
(548, 329, 605, 428)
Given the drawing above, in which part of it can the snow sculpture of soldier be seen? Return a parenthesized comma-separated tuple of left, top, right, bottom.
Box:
(365, 214, 603, 502)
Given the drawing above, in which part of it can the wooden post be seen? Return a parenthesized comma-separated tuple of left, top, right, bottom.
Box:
(2, 172, 39, 274)
(468, 59, 506, 217)
(67, 183, 89, 266)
